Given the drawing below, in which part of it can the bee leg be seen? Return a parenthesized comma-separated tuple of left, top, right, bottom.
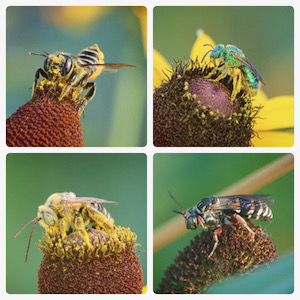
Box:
(74, 212, 93, 248)
(208, 225, 222, 259)
(59, 71, 78, 101)
(87, 207, 118, 239)
(230, 213, 255, 239)
(31, 68, 48, 98)
(77, 82, 96, 117)
(59, 219, 67, 240)
(230, 69, 242, 103)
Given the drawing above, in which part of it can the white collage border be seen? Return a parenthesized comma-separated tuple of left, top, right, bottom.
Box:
(0, 0, 298, 299)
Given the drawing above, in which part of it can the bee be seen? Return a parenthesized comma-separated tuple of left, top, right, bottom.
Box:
(170, 192, 274, 259)
(14, 192, 117, 262)
(201, 44, 266, 102)
(29, 44, 135, 115)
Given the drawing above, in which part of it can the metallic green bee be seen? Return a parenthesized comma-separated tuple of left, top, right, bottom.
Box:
(201, 44, 266, 102)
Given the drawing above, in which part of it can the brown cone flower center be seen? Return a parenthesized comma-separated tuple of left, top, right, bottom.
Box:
(188, 78, 240, 118)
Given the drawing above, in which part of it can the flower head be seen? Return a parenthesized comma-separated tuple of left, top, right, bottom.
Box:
(153, 30, 294, 147)
(38, 227, 144, 294)
(156, 223, 277, 294)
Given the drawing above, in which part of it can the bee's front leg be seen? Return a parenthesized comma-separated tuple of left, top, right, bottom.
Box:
(59, 70, 78, 101)
(31, 68, 48, 98)
(230, 213, 255, 239)
(208, 225, 222, 259)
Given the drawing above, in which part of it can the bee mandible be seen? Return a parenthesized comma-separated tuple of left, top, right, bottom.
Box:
(201, 44, 266, 102)
(14, 192, 117, 262)
(170, 192, 273, 259)
(29, 44, 135, 115)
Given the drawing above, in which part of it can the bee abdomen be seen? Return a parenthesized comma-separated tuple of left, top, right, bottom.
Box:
(90, 203, 111, 221)
(78, 44, 101, 65)
(250, 202, 273, 221)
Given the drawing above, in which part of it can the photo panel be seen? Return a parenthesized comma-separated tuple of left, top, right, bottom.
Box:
(6, 6, 147, 147)
(154, 153, 294, 293)
(6, 153, 147, 293)
(153, 6, 294, 147)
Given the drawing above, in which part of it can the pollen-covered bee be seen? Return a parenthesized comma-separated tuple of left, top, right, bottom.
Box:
(30, 44, 135, 115)
(201, 44, 266, 102)
(170, 192, 274, 259)
(14, 192, 117, 261)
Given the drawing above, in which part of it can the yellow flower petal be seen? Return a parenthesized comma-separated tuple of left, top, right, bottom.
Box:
(153, 49, 172, 89)
(254, 96, 294, 131)
(142, 285, 147, 294)
(252, 88, 269, 106)
(252, 131, 294, 147)
(190, 30, 216, 64)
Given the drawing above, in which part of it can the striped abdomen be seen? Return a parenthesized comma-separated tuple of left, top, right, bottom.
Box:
(241, 65, 259, 91)
(89, 202, 112, 222)
(228, 198, 273, 221)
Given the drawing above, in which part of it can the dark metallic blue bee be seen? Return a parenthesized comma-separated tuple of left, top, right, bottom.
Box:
(170, 192, 274, 258)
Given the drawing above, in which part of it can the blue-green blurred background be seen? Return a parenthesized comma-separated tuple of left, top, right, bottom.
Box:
(154, 6, 294, 98)
(6, 153, 147, 293)
(6, 6, 146, 146)
(153, 153, 294, 292)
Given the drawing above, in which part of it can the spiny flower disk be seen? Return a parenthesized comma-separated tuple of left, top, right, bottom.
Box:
(156, 224, 277, 294)
(153, 60, 261, 147)
(38, 227, 144, 294)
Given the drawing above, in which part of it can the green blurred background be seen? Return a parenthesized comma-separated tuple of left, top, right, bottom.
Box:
(154, 6, 294, 98)
(153, 153, 294, 292)
(6, 153, 147, 293)
(6, 6, 146, 146)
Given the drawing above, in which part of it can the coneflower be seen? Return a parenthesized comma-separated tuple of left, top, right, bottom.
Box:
(156, 224, 277, 294)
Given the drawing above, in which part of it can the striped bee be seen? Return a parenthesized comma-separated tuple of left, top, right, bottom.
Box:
(30, 44, 135, 115)
(170, 192, 274, 259)
(14, 192, 117, 262)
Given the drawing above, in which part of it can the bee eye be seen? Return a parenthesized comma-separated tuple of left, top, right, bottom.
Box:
(186, 216, 197, 230)
(44, 57, 50, 71)
(62, 55, 72, 76)
(43, 211, 55, 226)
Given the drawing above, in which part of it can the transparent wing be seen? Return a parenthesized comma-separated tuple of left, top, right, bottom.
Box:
(214, 194, 274, 211)
(81, 63, 136, 74)
(231, 52, 266, 85)
(64, 196, 117, 205)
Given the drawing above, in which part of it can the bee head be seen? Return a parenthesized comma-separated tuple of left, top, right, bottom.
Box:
(37, 205, 58, 227)
(44, 54, 73, 78)
(211, 44, 225, 58)
(185, 208, 199, 230)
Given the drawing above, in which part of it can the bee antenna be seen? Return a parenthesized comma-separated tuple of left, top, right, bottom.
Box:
(29, 52, 48, 58)
(25, 219, 40, 263)
(172, 209, 185, 216)
(14, 217, 40, 238)
(168, 191, 186, 215)
(204, 44, 214, 49)
(201, 49, 213, 63)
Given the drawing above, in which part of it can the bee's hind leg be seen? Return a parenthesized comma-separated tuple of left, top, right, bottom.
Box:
(208, 225, 222, 259)
(230, 213, 255, 239)
(77, 82, 96, 116)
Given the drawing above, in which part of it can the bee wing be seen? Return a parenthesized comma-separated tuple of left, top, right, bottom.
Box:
(65, 197, 118, 205)
(231, 52, 266, 85)
(214, 194, 274, 210)
(81, 63, 136, 74)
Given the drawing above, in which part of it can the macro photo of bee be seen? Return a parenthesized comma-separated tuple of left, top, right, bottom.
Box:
(14, 192, 117, 262)
(201, 44, 266, 102)
(170, 192, 274, 258)
(30, 44, 135, 115)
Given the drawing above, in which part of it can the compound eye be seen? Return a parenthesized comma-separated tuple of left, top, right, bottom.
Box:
(44, 57, 50, 71)
(62, 55, 72, 76)
(186, 216, 197, 230)
(43, 211, 55, 226)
